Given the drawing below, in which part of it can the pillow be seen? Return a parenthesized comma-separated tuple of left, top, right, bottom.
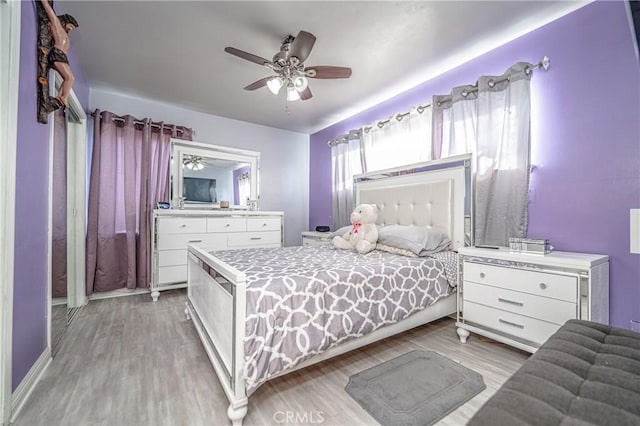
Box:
(329, 225, 353, 239)
(377, 225, 450, 256)
(330, 224, 382, 239)
(375, 243, 418, 257)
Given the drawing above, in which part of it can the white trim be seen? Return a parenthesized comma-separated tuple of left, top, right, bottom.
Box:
(0, 0, 21, 424)
(8, 349, 52, 424)
(88, 288, 150, 301)
(46, 94, 55, 352)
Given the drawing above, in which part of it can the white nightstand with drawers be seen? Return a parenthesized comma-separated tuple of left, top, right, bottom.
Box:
(301, 231, 332, 246)
(456, 246, 609, 353)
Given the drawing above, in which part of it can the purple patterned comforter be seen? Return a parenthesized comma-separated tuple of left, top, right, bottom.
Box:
(212, 244, 457, 395)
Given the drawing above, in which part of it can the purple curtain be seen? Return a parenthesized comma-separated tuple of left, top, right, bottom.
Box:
(86, 110, 193, 294)
(52, 108, 67, 298)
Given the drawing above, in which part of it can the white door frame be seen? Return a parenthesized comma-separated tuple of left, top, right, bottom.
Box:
(0, 0, 21, 424)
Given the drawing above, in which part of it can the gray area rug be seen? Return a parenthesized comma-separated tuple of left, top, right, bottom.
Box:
(345, 350, 486, 426)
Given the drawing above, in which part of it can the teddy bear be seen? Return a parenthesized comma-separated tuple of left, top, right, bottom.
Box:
(333, 204, 379, 254)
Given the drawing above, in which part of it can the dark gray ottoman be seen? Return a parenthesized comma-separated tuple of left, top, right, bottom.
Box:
(468, 319, 640, 426)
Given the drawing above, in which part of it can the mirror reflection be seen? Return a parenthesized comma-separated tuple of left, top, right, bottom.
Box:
(170, 139, 259, 209)
(182, 155, 251, 205)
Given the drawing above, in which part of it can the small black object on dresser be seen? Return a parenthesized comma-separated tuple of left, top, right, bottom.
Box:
(315, 225, 330, 232)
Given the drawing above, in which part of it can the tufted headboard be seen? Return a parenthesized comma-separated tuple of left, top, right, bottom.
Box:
(354, 154, 471, 250)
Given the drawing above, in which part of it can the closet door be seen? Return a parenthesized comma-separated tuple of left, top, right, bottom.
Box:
(51, 109, 68, 353)
(49, 81, 87, 355)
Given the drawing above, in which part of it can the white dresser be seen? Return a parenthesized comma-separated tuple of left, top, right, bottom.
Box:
(301, 231, 332, 246)
(456, 246, 609, 353)
(151, 209, 284, 301)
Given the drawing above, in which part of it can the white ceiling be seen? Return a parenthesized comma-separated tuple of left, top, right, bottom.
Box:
(58, 1, 588, 134)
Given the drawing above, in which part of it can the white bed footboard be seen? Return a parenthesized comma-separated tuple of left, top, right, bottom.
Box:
(186, 244, 248, 425)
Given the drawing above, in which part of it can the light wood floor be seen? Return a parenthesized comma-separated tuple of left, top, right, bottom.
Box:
(50, 304, 67, 356)
(14, 290, 529, 426)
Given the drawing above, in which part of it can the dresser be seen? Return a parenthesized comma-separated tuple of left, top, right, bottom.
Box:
(151, 209, 284, 301)
(301, 231, 332, 246)
(456, 246, 609, 353)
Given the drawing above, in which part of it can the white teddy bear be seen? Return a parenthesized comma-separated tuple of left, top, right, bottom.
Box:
(332, 204, 379, 254)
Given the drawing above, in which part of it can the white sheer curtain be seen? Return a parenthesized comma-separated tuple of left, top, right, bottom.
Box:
(362, 107, 432, 172)
(237, 173, 250, 206)
(434, 63, 532, 245)
(331, 135, 364, 229)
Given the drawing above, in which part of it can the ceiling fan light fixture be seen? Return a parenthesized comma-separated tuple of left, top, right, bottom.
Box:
(286, 83, 300, 101)
(267, 77, 283, 95)
(184, 156, 205, 171)
(292, 75, 308, 92)
(225, 30, 351, 102)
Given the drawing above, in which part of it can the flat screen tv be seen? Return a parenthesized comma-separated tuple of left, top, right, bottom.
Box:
(183, 177, 217, 203)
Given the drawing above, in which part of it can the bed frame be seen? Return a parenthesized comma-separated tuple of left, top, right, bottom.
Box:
(185, 154, 472, 425)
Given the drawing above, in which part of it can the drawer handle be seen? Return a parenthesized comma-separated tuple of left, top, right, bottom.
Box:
(262, 223, 267, 227)
(188, 240, 203, 243)
(250, 237, 262, 240)
(479, 272, 486, 278)
(225, 223, 231, 227)
(498, 297, 524, 307)
(180, 224, 186, 228)
(499, 318, 524, 329)
(539, 283, 547, 290)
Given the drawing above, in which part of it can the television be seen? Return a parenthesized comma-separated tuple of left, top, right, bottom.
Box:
(183, 177, 217, 203)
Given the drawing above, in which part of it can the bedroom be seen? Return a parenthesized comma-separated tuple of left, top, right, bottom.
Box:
(1, 0, 639, 425)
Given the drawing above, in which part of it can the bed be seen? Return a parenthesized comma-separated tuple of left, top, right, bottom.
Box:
(185, 154, 472, 425)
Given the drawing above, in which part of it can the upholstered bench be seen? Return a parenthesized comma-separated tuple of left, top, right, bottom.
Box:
(468, 319, 640, 425)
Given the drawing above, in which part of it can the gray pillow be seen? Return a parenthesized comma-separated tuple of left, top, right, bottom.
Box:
(377, 225, 450, 256)
(330, 224, 382, 239)
(329, 225, 353, 239)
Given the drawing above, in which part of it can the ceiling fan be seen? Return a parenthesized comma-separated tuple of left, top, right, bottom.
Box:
(224, 30, 352, 101)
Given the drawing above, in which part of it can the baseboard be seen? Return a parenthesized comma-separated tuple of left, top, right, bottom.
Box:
(9, 347, 51, 423)
(88, 287, 150, 301)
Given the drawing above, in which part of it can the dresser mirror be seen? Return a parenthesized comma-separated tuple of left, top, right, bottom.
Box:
(170, 138, 259, 209)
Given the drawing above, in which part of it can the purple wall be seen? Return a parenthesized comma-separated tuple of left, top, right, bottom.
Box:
(310, 1, 640, 329)
(12, 1, 89, 390)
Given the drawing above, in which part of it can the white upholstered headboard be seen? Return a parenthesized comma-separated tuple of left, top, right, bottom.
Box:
(354, 154, 471, 250)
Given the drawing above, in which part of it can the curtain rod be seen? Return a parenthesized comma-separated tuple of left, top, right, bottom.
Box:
(328, 56, 550, 147)
(91, 111, 185, 134)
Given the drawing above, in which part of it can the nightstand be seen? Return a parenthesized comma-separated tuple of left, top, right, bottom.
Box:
(456, 246, 609, 353)
(301, 231, 332, 246)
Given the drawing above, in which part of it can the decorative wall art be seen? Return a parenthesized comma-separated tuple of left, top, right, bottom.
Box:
(36, 0, 79, 123)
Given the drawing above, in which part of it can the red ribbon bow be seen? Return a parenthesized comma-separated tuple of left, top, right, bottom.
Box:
(350, 222, 362, 235)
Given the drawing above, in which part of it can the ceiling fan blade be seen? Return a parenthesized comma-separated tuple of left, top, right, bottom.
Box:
(305, 66, 352, 79)
(225, 47, 272, 67)
(289, 31, 316, 63)
(299, 86, 312, 101)
(244, 77, 272, 91)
